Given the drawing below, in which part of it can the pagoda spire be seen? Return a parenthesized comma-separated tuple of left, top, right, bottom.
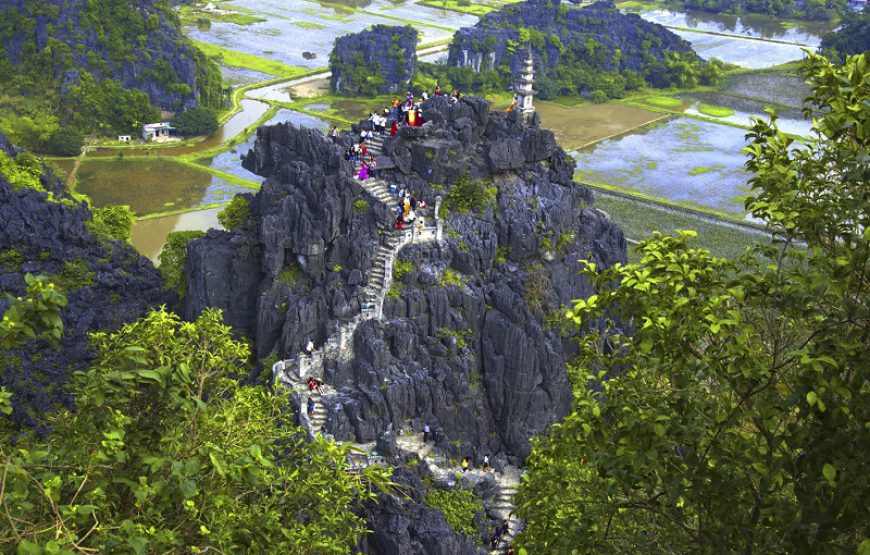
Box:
(514, 46, 536, 118)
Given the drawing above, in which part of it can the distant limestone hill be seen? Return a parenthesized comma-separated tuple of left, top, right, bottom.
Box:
(447, 0, 721, 98)
(330, 25, 419, 96)
(0, 0, 222, 142)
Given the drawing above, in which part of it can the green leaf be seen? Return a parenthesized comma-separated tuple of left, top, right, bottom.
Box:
(653, 423, 666, 437)
(822, 463, 836, 483)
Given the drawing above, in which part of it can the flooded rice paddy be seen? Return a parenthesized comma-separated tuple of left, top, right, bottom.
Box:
(678, 91, 812, 136)
(720, 72, 810, 108)
(637, 8, 831, 46)
(573, 118, 752, 214)
(75, 160, 249, 216)
(669, 28, 808, 68)
(130, 208, 224, 263)
(536, 101, 666, 149)
(219, 64, 273, 86)
(186, 0, 474, 70)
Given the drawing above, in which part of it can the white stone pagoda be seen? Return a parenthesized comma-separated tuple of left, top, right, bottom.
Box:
(514, 47, 536, 117)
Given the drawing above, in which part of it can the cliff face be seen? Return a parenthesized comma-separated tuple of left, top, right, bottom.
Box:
(325, 96, 626, 462)
(184, 123, 384, 360)
(0, 0, 221, 112)
(448, 0, 697, 89)
(0, 133, 170, 431)
(330, 25, 418, 95)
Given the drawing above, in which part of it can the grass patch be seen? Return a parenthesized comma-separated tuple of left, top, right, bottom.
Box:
(424, 488, 483, 539)
(179, 5, 266, 26)
(278, 263, 302, 285)
(294, 21, 326, 29)
(643, 96, 683, 109)
(592, 191, 771, 262)
(393, 259, 414, 280)
(438, 268, 465, 287)
(697, 103, 736, 118)
(352, 199, 370, 214)
(191, 40, 306, 77)
(688, 165, 723, 176)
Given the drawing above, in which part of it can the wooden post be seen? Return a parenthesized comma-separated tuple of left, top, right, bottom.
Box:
(435, 195, 443, 242)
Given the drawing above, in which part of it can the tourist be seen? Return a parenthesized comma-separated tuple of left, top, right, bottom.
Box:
(305, 339, 315, 356)
(369, 156, 377, 178)
(315, 378, 325, 395)
(423, 423, 430, 443)
(307, 396, 315, 419)
(482, 454, 490, 472)
(358, 161, 369, 181)
(360, 141, 368, 158)
(422, 89, 429, 100)
(396, 217, 404, 231)
(390, 120, 398, 137)
(506, 94, 518, 112)
(461, 457, 469, 472)
(434, 83, 442, 96)
(432, 428, 440, 443)
(330, 126, 339, 142)
(308, 376, 317, 392)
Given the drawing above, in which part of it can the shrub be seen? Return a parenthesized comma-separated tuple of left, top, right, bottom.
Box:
(158, 230, 204, 297)
(53, 259, 95, 292)
(44, 128, 84, 156)
(0, 250, 25, 272)
(438, 268, 465, 287)
(440, 173, 497, 218)
(87, 205, 133, 242)
(353, 199, 370, 214)
(589, 89, 608, 103)
(393, 259, 413, 280)
(278, 263, 302, 285)
(171, 107, 219, 136)
(424, 488, 483, 538)
(218, 196, 250, 231)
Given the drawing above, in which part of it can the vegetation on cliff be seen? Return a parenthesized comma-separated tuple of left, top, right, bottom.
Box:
(329, 25, 418, 96)
(0, 0, 223, 151)
(442, 0, 722, 100)
(515, 52, 869, 553)
(0, 302, 392, 553)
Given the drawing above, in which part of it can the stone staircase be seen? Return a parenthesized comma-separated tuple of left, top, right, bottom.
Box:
(272, 129, 523, 552)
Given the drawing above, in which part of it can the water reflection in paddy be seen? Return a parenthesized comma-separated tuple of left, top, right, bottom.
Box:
(637, 8, 831, 45)
(76, 160, 249, 216)
(678, 92, 812, 136)
(670, 28, 808, 68)
(720, 72, 809, 108)
(185, 0, 468, 71)
(573, 118, 752, 214)
(131, 208, 224, 263)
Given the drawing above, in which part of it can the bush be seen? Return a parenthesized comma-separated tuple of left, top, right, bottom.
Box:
(438, 268, 465, 287)
(218, 196, 250, 231)
(53, 259, 95, 292)
(353, 199, 370, 214)
(393, 259, 414, 280)
(44, 128, 84, 156)
(440, 173, 497, 218)
(87, 205, 133, 242)
(589, 89, 608, 103)
(424, 488, 483, 538)
(158, 230, 204, 297)
(171, 106, 219, 136)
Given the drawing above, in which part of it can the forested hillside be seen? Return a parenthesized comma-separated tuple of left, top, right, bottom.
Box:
(683, 0, 848, 20)
(0, 0, 223, 152)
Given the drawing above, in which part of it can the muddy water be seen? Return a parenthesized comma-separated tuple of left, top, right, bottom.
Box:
(678, 91, 812, 136)
(638, 8, 831, 45)
(87, 99, 270, 158)
(130, 208, 224, 263)
(537, 101, 666, 149)
(573, 118, 752, 214)
(75, 160, 248, 216)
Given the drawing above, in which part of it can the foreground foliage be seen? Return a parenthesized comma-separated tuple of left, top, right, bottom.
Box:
(515, 52, 869, 554)
(0, 306, 392, 554)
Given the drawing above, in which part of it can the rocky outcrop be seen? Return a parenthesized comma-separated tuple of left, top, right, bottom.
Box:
(448, 0, 700, 93)
(183, 123, 385, 360)
(0, 133, 170, 431)
(330, 25, 418, 95)
(322, 96, 626, 463)
(0, 0, 222, 112)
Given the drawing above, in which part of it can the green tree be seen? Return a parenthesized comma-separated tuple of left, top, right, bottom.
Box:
(44, 127, 84, 156)
(87, 205, 134, 242)
(171, 106, 219, 136)
(0, 307, 392, 553)
(158, 229, 205, 296)
(218, 195, 251, 231)
(514, 52, 869, 554)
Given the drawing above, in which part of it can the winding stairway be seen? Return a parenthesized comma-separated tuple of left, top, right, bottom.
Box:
(272, 132, 522, 553)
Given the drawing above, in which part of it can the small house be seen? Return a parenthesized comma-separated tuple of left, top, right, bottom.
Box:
(141, 122, 175, 141)
(118, 135, 131, 142)
(849, 0, 866, 10)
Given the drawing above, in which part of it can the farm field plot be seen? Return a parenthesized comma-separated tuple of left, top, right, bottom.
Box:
(573, 118, 753, 215)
